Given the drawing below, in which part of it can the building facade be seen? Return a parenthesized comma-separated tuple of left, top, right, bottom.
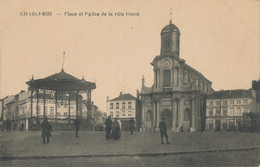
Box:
(1, 90, 82, 130)
(106, 92, 136, 131)
(206, 88, 260, 131)
(139, 20, 212, 132)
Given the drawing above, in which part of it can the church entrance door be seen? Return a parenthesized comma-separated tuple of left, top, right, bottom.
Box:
(146, 110, 152, 131)
(162, 109, 172, 129)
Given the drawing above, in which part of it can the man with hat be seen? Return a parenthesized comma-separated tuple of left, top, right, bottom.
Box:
(159, 117, 170, 144)
(41, 116, 53, 144)
(105, 116, 112, 140)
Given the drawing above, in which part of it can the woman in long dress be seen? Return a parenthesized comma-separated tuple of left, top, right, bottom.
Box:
(110, 118, 121, 140)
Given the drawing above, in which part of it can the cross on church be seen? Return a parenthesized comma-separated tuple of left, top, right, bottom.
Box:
(169, 8, 173, 21)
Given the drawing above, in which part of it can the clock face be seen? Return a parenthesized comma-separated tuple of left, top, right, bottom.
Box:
(163, 60, 170, 67)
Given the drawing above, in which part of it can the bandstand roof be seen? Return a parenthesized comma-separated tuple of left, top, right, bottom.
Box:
(26, 69, 96, 91)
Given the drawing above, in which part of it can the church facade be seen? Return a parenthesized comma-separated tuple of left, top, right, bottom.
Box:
(139, 20, 212, 132)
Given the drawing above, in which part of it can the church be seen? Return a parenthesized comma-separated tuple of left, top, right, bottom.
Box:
(139, 20, 212, 132)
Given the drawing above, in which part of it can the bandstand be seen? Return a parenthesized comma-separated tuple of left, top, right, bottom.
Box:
(26, 68, 96, 130)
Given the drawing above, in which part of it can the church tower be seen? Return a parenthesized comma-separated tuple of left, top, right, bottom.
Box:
(160, 20, 180, 59)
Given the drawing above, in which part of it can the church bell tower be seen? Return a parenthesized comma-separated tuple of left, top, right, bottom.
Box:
(160, 20, 180, 59)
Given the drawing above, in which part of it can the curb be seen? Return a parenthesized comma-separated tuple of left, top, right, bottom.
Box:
(1, 146, 259, 161)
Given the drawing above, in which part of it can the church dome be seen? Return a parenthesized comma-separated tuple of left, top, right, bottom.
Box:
(161, 20, 180, 34)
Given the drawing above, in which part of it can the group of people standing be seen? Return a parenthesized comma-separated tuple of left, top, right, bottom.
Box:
(41, 116, 170, 144)
(104, 117, 136, 140)
(105, 116, 121, 140)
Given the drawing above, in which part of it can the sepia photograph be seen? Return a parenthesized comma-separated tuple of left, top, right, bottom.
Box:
(0, 0, 259, 166)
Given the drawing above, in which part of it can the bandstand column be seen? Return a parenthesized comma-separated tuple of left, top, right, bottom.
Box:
(68, 91, 71, 123)
(55, 91, 58, 123)
(76, 91, 79, 116)
(89, 90, 92, 119)
(43, 89, 46, 116)
(30, 89, 34, 127)
(36, 89, 39, 124)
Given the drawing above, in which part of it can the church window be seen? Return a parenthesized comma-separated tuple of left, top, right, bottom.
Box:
(164, 36, 170, 50)
(163, 70, 171, 87)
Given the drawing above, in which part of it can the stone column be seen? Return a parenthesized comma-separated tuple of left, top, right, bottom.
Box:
(171, 68, 174, 87)
(173, 68, 176, 87)
(142, 102, 145, 132)
(190, 98, 196, 132)
(171, 99, 176, 130)
(157, 70, 160, 88)
(176, 99, 180, 130)
(152, 101, 156, 130)
(156, 100, 160, 130)
(154, 70, 156, 88)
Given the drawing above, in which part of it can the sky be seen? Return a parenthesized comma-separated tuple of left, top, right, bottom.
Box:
(0, 0, 259, 112)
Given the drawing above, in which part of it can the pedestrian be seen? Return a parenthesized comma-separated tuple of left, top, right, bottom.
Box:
(74, 116, 80, 137)
(110, 118, 121, 140)
(159, 117, 170, 144)
(105, 116, 112, 140)
(6, 119, 11, 131)
(129, 118, 135, 135)
(20, 123, 24, 131)
(41, 116, 53, 144)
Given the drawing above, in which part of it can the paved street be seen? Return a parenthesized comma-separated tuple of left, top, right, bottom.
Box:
(1, 149, 259, 167)
(0, 131, 260, 166)
(1, 131, 260, 156)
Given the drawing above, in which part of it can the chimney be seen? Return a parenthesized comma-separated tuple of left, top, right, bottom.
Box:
(107, 96, 109, 101)
(120, 92, 122, 96)
(20, 90, 25, 93)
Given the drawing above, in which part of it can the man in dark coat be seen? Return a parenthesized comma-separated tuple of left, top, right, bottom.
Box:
(159, 117, 170, 144)
(74, 116, 80, 137)
(41, 116, 53, 144)
(105, 116, 112, 140)
(129, 118, 135, 135)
